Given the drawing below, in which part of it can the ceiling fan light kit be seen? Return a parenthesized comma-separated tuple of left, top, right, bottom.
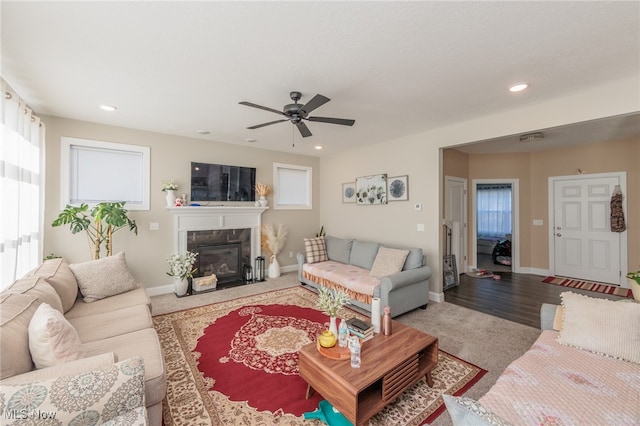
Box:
(239, 91, 355, 138)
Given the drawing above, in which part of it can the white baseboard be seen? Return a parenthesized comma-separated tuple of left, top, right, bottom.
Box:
(515, 267, 549, 276)
(429, 291, 445, 303)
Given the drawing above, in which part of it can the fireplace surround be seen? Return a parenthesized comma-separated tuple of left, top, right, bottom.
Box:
(168, 206, 267, 290)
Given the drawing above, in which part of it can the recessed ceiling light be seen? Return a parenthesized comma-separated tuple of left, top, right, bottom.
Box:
(99, 104, 117, 112)
(314, 145, 323, 150)
(508, 82, 529, 92)
(245, 138, 257, 143)
(197, 130, 210, 135)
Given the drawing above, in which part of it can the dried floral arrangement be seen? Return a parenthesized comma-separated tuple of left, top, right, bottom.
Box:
(261, 223, 288, 257)
(254, 182, 272, 197)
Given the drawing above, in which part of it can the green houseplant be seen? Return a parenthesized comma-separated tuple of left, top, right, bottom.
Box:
(52, 202, 138, 259)
(627, 270, 640, 301)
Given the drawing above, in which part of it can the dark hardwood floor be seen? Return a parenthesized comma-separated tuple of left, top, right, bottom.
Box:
(444, 272, 626, 329)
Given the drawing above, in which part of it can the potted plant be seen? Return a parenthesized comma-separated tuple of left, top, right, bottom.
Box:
(166, 251, 198, 296)
(316, 286, 350, 336)
(52, 202, 138, 260)
(261, 224, 287, 278)
(162, 180, 178, 207)
(254, 182, 272, 207)
(627, 270, 640, 301)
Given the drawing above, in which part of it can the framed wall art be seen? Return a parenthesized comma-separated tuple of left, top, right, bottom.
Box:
(342, 182, 356, 203)
(356, 174, 387, 205)
(388, 175, 408, 201)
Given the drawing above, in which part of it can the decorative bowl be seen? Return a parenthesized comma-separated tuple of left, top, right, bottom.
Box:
(318, 330, 337, 348)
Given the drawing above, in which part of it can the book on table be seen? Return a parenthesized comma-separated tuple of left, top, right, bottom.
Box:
(346, 318, 373, 333)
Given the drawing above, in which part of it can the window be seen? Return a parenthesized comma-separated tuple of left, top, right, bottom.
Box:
(60, 137, 150, 210)
(476, 184, 512, 238)
(272, 163, 312, 210)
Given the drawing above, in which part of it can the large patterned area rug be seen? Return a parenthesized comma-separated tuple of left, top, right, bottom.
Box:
(153, 286, 486, 425)
(542, 276, 632, 298)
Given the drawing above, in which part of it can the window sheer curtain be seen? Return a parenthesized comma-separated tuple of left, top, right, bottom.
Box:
(477, 184, 512, 239)
(1, 81, 45, 290)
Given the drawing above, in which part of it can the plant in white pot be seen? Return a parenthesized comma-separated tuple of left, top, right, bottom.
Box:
(627, 270, 640, 301)
(162, 180, 179, 208)
(261, 224, 287, 278)
(316, 286, 350, 336)
(166, 251, 198, 297)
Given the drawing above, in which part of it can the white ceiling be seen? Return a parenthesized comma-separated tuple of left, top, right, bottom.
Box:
(2, 1, 639, 157)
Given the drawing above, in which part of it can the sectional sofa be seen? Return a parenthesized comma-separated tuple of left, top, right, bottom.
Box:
(297, 235, 432, 317)
(0, 253, 166, 425)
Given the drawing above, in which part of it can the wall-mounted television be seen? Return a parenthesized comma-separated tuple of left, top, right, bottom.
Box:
(191, 162, 256, 202)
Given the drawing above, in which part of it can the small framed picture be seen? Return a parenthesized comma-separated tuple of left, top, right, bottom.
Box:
(388, 175, 408, 201)
(342, 182, 356, 203)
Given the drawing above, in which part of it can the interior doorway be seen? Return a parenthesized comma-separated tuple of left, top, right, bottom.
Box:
(472, 179, 519, 273)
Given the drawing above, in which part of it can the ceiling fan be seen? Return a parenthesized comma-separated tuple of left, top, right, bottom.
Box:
(239, 91, 355, 138)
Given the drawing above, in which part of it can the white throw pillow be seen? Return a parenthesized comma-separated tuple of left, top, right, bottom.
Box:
(28, 303, 84, 369)
(559, 291, 640, 364)
(70, 252, 138, 303)
(369, 247, 409, 278)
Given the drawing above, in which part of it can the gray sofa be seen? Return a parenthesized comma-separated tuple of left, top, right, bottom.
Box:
(297, 235, 431, 317)
(0, 256, 166, 425)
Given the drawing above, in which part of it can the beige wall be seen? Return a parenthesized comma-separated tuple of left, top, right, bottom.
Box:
(444, 138, 639, 274)
(42, 116, 320, 290)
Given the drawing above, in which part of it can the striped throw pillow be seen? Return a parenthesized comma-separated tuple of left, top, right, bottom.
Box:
(304, 237, 328, 264)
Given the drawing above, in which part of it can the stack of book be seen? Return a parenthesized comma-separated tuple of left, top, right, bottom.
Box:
(346, 318, 374, 341)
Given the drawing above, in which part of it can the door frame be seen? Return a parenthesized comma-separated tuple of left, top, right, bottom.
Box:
(548, 171, 628, 286)
(471, 178, 520, 272)
(444, 176, 468, 274)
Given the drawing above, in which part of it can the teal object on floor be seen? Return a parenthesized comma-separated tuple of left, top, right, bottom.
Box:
(303, 400, 353, 426)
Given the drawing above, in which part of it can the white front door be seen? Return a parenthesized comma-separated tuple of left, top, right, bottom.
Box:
(551, 174, 625, 284)
(444, 176, 467, 274)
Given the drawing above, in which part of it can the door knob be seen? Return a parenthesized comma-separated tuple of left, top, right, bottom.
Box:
(556, 233, 562, 237)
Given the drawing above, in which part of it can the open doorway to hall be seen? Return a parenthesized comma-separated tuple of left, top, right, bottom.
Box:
(475, 183, 513, 273)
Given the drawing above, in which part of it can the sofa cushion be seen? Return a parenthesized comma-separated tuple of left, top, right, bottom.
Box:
(27, 257, 78, 313)
(69, 304, 153, 343)
(65, 286, 151, 319)
(444, 395, 513, 426)
(559, 291, 640, 363)
(0, 356, 146, 424)
(83, 328, 166, 407)
(325, 235, 353, 264)
(349, 240, 380, 270)
(304, 236, 328, 263)
(4, 276, 63, 313)
(0, 293, 40, 379)
(28, 302, 84, 369)
(70, 252, 139, 303)
(403, 247, 423, 270)
(369, 247, 410, 278)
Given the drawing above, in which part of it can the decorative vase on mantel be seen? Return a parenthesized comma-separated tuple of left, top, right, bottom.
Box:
(259, 196, 268, 207)
(174, 277, 189, 297)
(165, 190, 176, 208)
(268, 255, 281, 278)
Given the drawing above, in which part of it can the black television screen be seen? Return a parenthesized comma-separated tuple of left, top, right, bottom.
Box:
(191, 162, 256, 202)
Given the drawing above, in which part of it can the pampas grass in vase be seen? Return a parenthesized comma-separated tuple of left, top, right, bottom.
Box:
(262, 224, 288, 278)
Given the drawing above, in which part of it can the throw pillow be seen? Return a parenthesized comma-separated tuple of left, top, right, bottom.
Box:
(559, 291, 640, 364)
(369, 247, 410, 278)
(70, 252, 138, 303)
(304, 236, 328, 263)
(28, 303, 84, 369)
(27, 257, 78, 313)
(443, 395, 513, 426)
(0, 356, 146, 424)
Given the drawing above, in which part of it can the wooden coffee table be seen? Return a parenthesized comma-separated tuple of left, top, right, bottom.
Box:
(298, 320, 438, 426)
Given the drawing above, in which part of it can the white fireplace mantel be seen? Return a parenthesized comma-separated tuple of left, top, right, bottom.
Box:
(167, 206, 268, 260)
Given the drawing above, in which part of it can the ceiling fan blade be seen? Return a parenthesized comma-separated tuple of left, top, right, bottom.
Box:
(300, 94, 330, 115)
(296, 121, 312, 138)
(239, 101, 284, 116)
(247, 119, 288, 130)
(308, 116, 355, 126)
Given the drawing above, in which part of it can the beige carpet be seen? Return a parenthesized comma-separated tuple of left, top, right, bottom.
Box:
(151, 273, 541, 425)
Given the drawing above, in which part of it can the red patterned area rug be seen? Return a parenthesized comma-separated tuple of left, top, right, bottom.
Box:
(153, 286, 486, 425)
(542, 276, 632, 298)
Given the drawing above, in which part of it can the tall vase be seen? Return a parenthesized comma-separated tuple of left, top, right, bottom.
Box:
(268, 255, 281, 278)
(329, 316, 338, 337)
(174, 277, 188, 297)
(165, 190, 176, 208)
(259, 195, 268, 207)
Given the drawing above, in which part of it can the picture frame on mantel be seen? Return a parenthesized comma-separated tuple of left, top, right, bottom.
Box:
(388, 175, 408, 201)
(356, 174, 387, 205)
(342, 182, 356, 203)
